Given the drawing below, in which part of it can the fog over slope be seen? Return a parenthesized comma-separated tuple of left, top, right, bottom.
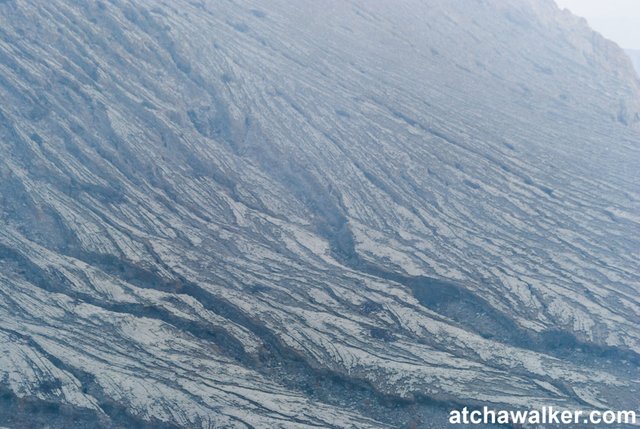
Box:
(0, 0, 639, 427)
(627, 50, 640, 76)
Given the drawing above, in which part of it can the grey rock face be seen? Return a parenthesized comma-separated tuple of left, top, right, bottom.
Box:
(0, 0, 639, 427)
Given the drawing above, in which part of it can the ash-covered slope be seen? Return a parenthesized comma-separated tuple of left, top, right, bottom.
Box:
(627, 49, 640, 75)
(0, 0, 639, 428)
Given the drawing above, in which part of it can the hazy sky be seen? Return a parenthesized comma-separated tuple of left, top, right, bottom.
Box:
(555, 0, 640, 50)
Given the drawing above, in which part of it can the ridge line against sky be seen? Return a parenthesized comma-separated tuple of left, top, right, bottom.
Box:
(554, 0, 640, 50)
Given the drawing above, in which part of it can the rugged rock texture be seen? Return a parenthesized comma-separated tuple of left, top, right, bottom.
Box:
(0, 0, 638, 427)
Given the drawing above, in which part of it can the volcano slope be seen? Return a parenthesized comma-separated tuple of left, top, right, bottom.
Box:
(627, 50, 640, 76)
(0, 0, 639, 427)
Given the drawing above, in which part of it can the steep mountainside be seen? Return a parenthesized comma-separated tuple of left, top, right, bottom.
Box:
(627, 49, 640, 75)
(0, 0, 639, 427)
